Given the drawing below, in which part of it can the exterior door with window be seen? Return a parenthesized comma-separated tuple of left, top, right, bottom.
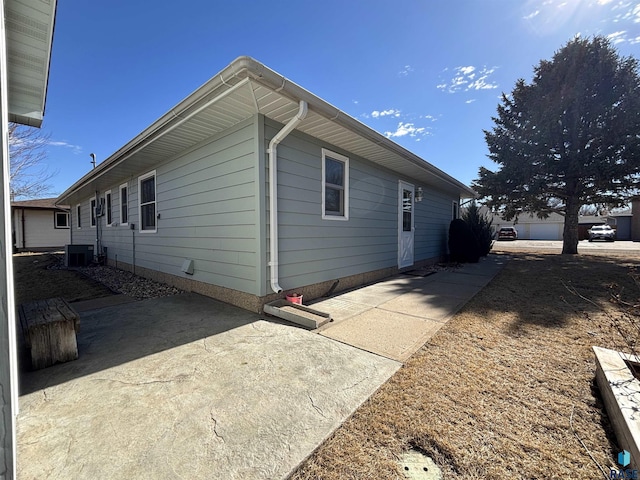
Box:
(398, 181, 415, 268)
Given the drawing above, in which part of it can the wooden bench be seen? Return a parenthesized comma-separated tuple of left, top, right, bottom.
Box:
(18, 297, 80, 370)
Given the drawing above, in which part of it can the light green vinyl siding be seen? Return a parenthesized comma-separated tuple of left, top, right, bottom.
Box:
(79, 118, 259, 294)
(266, 121, 396, 290)
(70, 198, 96, 246)
(414, 188, 458, 260)
(70, 113, 459, 299)
(264, 118, 458, 292)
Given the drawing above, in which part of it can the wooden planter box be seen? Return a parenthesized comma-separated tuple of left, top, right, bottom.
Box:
(19, 297, 81, 370)
(593, 346, 640, 470)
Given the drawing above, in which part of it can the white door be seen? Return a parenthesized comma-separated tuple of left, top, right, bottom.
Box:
(398, 181, 415, 268)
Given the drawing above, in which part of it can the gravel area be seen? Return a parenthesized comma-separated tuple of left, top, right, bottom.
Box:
(47, 253, 184, 300)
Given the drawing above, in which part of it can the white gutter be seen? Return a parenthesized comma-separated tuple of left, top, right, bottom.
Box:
(237, 56, 475, 197)
(58, 56, 475, 206)
(268, 100, 308, 293)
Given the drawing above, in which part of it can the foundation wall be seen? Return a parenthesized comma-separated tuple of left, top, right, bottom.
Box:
(108, 255, 442, 313)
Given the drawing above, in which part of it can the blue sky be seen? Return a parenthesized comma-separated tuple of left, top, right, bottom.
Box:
(38, 0, 640, 197)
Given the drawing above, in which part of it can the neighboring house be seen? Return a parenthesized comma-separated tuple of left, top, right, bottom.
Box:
(0, 1, 57, 478)
(12, 198, 70, 251)
(491, 212, 565, 240)
(609, 210, 633, 241)
(58, 56, 475, 313)
(487, 209, 629, 241)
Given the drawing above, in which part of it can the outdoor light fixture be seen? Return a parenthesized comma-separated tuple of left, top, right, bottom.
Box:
(416, 186, 424, 202)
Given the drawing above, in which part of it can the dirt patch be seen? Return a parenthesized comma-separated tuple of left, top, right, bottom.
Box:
(13, 252, 184, 305)
(291, 252, 640, 479)
(13, 252, 114, 306)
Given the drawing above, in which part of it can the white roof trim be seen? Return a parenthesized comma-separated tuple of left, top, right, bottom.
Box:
(58, 56, 475, 203)
(6, 0, 57, 128)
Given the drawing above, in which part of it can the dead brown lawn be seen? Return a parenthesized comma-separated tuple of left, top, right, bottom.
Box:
(12, 251, 640, 478)
(13, 252, 113, 306)
(291, 251, 640, 479)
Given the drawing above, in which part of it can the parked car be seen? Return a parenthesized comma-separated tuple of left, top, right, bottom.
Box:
(588, 224, 615, 242)
(497, 227, 518, 240)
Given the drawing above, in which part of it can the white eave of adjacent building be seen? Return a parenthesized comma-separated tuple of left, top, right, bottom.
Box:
(5, 0, 57, 128)
(58, 56, 476, 205)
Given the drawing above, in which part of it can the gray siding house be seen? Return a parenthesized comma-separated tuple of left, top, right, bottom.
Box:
(58, 57, 474, 312)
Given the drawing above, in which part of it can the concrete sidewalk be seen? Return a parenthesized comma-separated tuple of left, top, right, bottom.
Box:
(313, 254, 509, 361)
(16, 254, 508, 479)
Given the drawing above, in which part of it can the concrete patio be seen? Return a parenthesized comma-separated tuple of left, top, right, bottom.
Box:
(16, 254, 507, 479)
(17, 294, 400, 480)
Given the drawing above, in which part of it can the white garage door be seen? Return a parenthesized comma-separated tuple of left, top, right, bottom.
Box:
(529, 223, 561, 240)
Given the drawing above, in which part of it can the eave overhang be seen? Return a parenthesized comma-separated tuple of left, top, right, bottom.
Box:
(5, 0, 57, 128)
(58, 56, 476, 205)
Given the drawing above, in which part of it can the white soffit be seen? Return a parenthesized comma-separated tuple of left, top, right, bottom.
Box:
(58, 57, 474, 203)
(5, 0, 57, 128)
(156, 79, 465, 194)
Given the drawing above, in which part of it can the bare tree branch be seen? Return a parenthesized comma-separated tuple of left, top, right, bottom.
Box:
(8, 122, 58, 200)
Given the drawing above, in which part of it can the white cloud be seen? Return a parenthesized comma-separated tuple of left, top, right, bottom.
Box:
(48, 140, 83, 154)
(384, 122, 428, 139)
(398, 65, 414, 77)
(620, 2, 640, 23)
(468, 68, 499, 90)
(365, 110, 436, 142)
(438, 66, 499, 93)
(371, 109, 401, 118)
(465, 99, 477, 104)
(530, 0, 640, 35)
(607, 30, 627, 43)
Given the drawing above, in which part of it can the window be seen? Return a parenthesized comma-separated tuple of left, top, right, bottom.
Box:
(76, 204, 81, 228)
(139, 170, 157, 232)
(452, 201, 459, 220)
(322, 149, 349, 220)
(105, 190, 113, 226)
(402, 189, 413, 232)
(54, 211, 69, 229)
(120, 183, 128, 225)
(90, 198, 96, 227)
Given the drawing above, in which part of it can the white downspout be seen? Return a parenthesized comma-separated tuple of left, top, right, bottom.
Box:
(268, 100, 308, 293)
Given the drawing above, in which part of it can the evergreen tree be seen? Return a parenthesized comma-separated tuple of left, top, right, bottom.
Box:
(462, 201, 493, 256)
(473, 36, 640, 254)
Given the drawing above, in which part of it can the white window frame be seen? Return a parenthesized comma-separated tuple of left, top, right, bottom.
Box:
(321, 148, 349, 221)
(90, 198, 96, 228)
(54, 211, 70, 229)
(119, 183, 128, 226)
(105, 190, 113, 226)
(138, 170, 157, 233)
(76, 204, 81, 229)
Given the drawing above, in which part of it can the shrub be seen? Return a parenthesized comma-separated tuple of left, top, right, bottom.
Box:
(462, 201, 494, 256)
(449, 218, 481, 263)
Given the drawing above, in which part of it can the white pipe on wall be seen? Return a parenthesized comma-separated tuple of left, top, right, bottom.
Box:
(268, 100, 308, 293)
